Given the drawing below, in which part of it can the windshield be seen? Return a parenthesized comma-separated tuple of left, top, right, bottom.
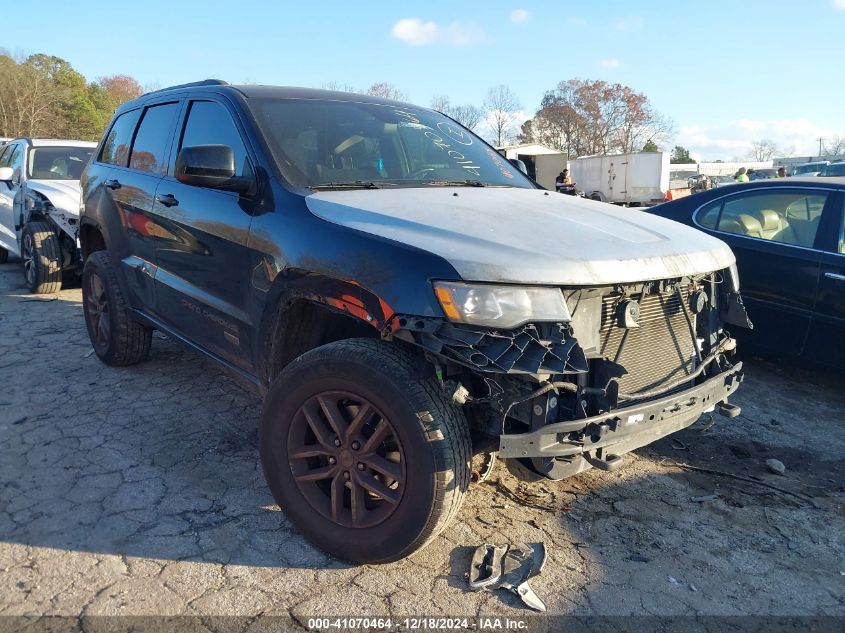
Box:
(248, 99, 534, 189)
(27, 146, 93, 181)
(793, 164, 823, 174)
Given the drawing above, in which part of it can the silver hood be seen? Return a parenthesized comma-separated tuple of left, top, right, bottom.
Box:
(305, 187, 735, 286)
(27, 180, 82, 217)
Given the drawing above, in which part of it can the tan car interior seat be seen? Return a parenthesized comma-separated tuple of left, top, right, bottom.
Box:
(720, 213, 763, 238)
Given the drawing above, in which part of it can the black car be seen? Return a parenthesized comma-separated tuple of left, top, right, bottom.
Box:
(648, 178, 845, 366)
(79, 80, 747, 563)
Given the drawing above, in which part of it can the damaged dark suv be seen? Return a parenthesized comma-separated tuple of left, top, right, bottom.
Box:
(79, 81, 750, 563)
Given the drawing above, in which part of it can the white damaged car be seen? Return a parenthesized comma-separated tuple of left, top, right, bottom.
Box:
(0, 138, 96, 293)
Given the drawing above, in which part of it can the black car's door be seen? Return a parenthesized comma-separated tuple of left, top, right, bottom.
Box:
(95, 103, 181, 309)
(149, 98, 257, 373)
(805, 190, 845, 363)
(696, 187, 832, 355)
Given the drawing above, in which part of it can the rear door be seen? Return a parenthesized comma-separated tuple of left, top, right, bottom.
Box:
(97, 102, 181, 309)
(695, 187, 830, 355)
(806, 190, 845, 363)
(149, 97, 258, 372)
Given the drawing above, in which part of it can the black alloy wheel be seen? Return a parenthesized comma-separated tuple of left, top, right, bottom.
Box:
(288, 391, 405, 529)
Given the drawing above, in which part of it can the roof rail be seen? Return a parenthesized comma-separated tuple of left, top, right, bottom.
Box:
(143, 79, 228, 96)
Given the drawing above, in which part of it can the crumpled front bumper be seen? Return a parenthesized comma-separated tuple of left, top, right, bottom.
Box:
(498, 363, 744, 459)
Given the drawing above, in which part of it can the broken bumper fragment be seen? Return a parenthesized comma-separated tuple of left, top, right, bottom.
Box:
(499, 363, 743, 459)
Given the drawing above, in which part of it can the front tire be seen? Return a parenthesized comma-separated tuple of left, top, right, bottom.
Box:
(21, 222, 62, 294)
(259, 338, 471, 563)
(82, 250, 152, 366)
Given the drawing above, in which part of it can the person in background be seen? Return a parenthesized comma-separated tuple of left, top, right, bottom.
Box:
(735, 167, 749, 183)
(777, 166, 787, 178)
(555, 169, 572, 192)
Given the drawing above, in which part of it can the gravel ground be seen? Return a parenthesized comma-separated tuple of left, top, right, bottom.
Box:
(0, 261, 843, 626)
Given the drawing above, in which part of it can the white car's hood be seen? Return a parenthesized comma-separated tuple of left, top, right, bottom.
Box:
(306, 187, 735, 286)
(27, 180, 82, 217)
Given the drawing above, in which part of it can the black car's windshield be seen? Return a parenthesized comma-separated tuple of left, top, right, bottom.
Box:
(248, 99, 534, 189)
(27, 146, 93, 180)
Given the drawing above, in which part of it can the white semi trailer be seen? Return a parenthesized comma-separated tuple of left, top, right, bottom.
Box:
(569, 151, 672, 206)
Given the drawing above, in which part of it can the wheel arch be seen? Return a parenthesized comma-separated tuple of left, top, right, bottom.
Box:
(258, 274, 399, 389)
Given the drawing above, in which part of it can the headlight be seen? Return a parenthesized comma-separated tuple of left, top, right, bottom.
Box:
(433, 282, 571, 328)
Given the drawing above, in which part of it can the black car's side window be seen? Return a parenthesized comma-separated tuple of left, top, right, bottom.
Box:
(179, 100, 252, 179)
(699, 191, 828, 249)
(99, 109, 142, 167)
(129, 103, 180, 174)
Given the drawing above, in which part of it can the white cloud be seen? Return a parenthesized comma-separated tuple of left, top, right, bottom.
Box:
(391, 18, 486, 46)
(598, 58, 621, 68)
(391, 18, 439, 45)
(510, 9, 531, 24)
(676, 118, 844, 160)
(612, 16, 644, 31)
(832, 0, 845, 10)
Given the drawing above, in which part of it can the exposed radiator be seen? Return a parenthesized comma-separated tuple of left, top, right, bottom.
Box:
(599, 287, 696, 394)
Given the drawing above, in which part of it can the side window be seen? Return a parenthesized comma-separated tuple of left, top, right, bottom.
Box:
(839, 203, 845, 255)
(179, 100, 252, 178)
(696, 200, 721, 229)
(8, 144, 24, 181)
(129, 103, 180, 174)
(715, 191, 828, 248)
(99, 109, 142, 166)
(0, 144, 12, 167)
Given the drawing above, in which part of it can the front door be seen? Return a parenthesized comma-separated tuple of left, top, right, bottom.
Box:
(150, 98, 258, 372)
(0, 143, 23, 256)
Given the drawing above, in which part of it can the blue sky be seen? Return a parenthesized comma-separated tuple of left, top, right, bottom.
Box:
(3, 0, 844, 159)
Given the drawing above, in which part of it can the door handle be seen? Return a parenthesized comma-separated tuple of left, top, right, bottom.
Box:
(155, 193, 179, 208)
(824, 272, 845, 283)
(104, 178, 121, 190)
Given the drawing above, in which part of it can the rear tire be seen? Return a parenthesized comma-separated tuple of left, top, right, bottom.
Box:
(82, 250, 152, 366)
(259, 338, 471, 563)
(21, 222, 62, 294)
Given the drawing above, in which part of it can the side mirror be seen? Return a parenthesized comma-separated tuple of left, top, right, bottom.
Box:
(175, 145, 251, 193)
(508, 158, 528, 175)
(0, 166, 13, 182)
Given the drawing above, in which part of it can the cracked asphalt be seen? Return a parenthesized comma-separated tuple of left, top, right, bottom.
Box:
(0, 261, 843, 623)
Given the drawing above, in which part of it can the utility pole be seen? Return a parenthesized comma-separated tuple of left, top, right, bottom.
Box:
(818, 137, 824, 157)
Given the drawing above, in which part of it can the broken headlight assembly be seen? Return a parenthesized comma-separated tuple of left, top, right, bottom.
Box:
(433, 282, 571, 329)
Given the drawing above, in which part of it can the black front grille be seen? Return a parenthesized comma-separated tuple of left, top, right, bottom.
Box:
(598, 287, 695, 394)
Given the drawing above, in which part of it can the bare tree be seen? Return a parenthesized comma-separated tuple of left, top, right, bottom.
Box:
(748, 139, 779, 162)
(365, 82, 408, 101)
(483, 85, 521, 147)
(430, 95, 484, 131)
(322, 80, 358, 94)
(96, 74, 143, 105)
(823, 135, 845, 157)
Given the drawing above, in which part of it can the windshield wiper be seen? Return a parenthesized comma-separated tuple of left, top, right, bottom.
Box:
(422, 179, 486, 187)
(309, 181, 388, 191)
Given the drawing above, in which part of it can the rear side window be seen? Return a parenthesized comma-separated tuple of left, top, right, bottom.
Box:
(698, 190, 828, 248)
(99, 109, 141, 166)
(129, 103, 180, 174)
(179, 100, 252, 178)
